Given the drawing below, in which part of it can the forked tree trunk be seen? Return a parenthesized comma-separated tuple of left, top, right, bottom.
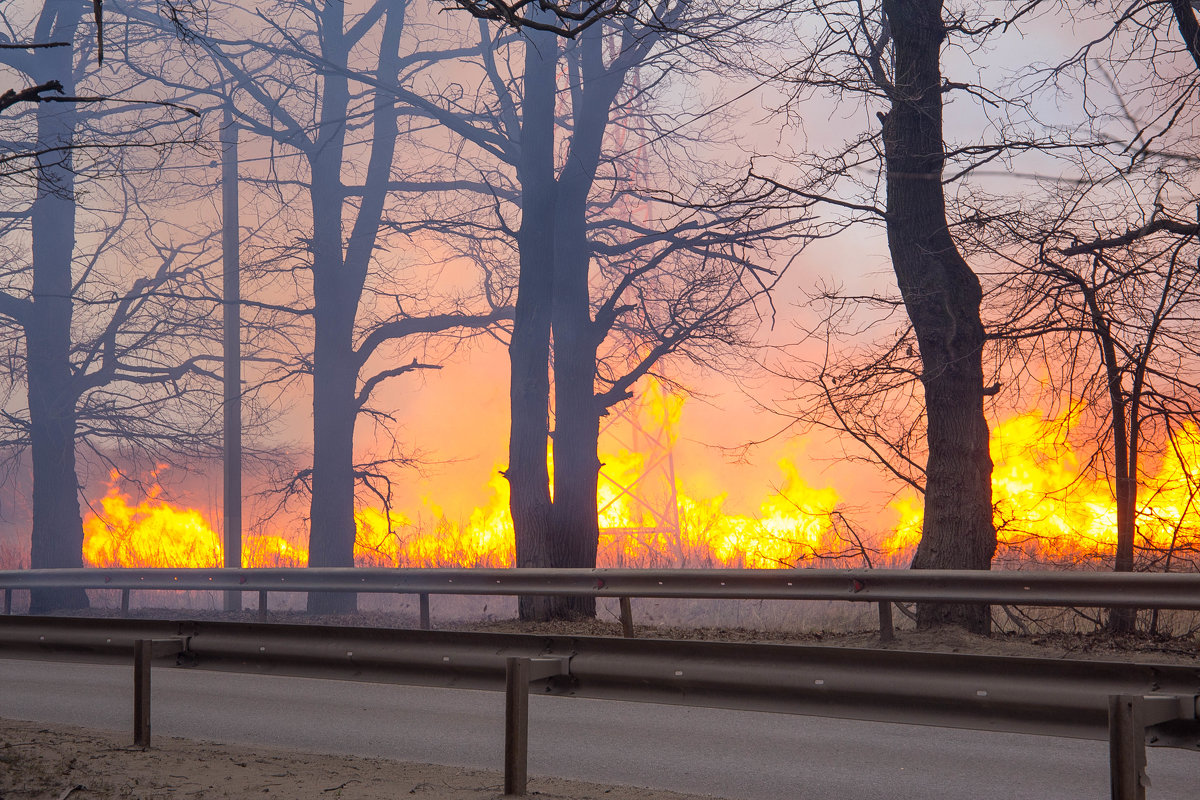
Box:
(302, 2, 405, 615)
(28, 4, 88, 613)
(880, 0, 996, 633)
(305, 0, 358, 615)
(510, 25, 559, 621)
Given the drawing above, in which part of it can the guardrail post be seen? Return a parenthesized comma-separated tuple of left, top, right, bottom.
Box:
(258, 590, 268, 618)
(877, 601, 894, 644)
(3, 588, 10, 615)
(504, 657, 530, 796)
(134, 639, 152, 747)
(419, 593, 431, 630)
(619, 597, 635, 638)
(504, 656, 570, 797)
(121, 589, 130, 614)
(1109, 695, 1146, 800)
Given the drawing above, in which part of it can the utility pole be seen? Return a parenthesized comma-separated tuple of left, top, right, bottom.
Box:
(221, 101, 242, 611)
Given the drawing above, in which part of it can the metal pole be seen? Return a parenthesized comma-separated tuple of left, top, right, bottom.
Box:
(121, 589, 130, 614)
(878, 601, 895, 643)
(221, 100, 243, 612)
(3, 588, 10, 615)
(133, 639, 152, 747)
(619, 596, 634, 638)
(258, 590, 268, 618)
(1109, 695, 1146, 800)
(504, 657, 531, 796)
(419, 593, 431, 630)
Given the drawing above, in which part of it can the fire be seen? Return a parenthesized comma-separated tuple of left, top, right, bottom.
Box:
(883, 407, 1200, 566)
(83, 469, 305, 568)
(79, 389, 1200, 573)
(353, 470, 514, 567)
(83, 470, 224, 569)
(598, 451, 841, 568)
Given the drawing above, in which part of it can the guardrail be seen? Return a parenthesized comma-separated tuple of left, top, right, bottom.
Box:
(6, 567, 1200, 641)
(0, 614, 1197, 800)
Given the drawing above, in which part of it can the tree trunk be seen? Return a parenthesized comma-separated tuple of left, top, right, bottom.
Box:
(28, 3, 88, 613)
(510, 26, 559, 621)
(306, 0, 358, 615)
(550, 205, 601, 619)
(306, 278, 359, 613)
(1100, 321, 1137, 632)
(880, 0, 995, 633)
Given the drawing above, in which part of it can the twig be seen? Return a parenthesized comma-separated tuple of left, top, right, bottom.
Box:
(323, 780, 360, 793)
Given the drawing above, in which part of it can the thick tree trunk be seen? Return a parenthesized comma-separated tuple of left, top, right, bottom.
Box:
(881, 0, 995, 633)
(306, 282, 359, 613)
(305, 0, 358, 615)
(28, 4, 87, 613)
(537, 27, 625, 620)
(510, 26, 559, 621)
(550, 208, 601, 619)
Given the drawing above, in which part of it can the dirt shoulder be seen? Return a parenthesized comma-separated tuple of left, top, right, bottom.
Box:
(4, 614, 1196, 799)
(1, 717, 720, 800)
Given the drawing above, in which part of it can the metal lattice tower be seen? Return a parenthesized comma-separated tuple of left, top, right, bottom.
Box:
(592, 33, 686, 566)
(597, 382, 683, 567)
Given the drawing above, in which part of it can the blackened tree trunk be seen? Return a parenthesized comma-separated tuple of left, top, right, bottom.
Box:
(510, 25, 560, 621)
(27, 3, 88, 613)
(880, 0, 995, 633)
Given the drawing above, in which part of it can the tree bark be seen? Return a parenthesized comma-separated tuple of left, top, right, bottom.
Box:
(550, 201, 601, 618)
(27, 2, 88, 613)
(304, 6, 358, 611)
(510, 25, 559, 621)
(1091, 303, 1138, 632)
(880, 0, 995, 632)
(543, 26, 626, 619)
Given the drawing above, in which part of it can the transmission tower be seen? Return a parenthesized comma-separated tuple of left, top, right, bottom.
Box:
(597, 382, 683, 567)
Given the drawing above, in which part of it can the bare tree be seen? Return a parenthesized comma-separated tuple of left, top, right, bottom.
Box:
(0, 0, 210, 611)
(155, 0, 515, 613)
(386, 1, 797, 618)
(753, 0, 1021, 631)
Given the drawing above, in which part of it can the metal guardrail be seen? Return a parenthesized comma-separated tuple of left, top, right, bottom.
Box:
(5, 566, 1200, 606)
(5, 567, 1200, 642)
(0, 614, 1197, 799)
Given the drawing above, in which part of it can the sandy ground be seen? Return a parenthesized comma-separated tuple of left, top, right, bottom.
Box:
(0, 717, 720, 800)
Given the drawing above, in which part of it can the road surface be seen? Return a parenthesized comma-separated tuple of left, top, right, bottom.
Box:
(1, 657, 1194, 799)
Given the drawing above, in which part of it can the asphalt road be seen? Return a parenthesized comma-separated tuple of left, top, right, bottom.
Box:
(1, 657, 1195, 799)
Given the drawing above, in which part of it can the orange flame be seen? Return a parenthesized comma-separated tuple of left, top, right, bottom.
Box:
(884, 407, 1200, 565)
(79, 394, 1200, 572)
